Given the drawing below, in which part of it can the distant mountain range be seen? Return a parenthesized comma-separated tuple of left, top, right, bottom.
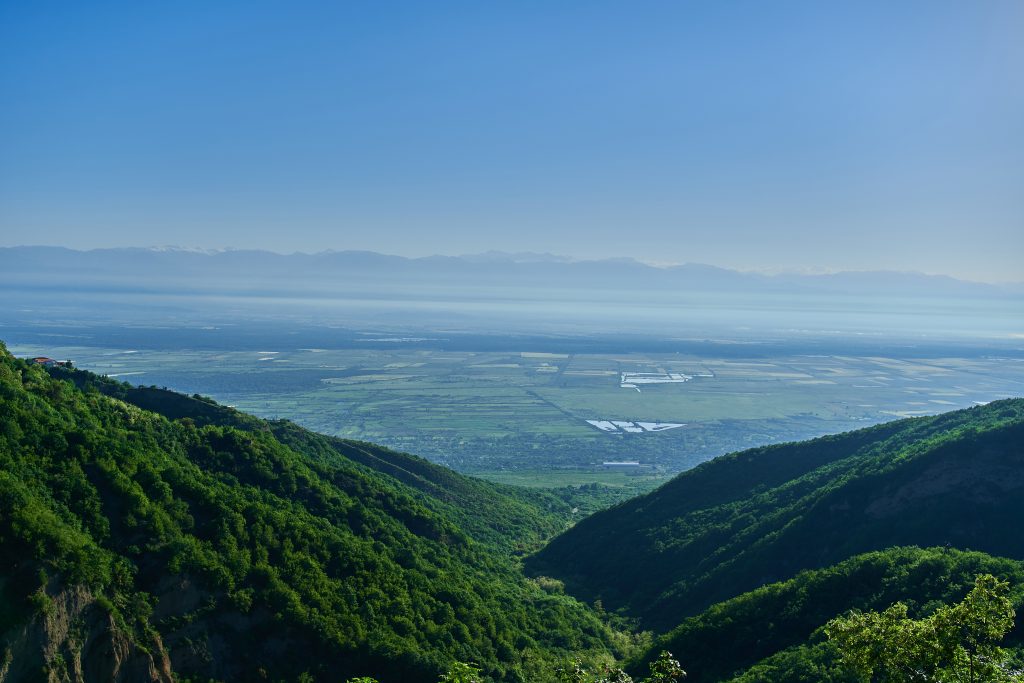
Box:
(1, 246, 1020, 300)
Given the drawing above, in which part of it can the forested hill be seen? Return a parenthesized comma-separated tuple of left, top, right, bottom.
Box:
(6, 340, 1024, 683)
(628, 546, 1024, 682)
(54, 365, 574, 555)
(0, 343, 620, 682)
(527, 398, 1024, 630)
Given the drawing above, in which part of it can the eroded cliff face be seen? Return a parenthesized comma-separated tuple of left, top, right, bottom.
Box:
(0, 583, 173, 683)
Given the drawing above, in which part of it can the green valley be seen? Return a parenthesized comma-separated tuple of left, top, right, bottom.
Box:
(0, 344, 625, 682)
(8, 340, 1023, 491)
(528, 399, 1024, 627)
(6, 3, 1023, 680)
(3, 340, 1024, 682)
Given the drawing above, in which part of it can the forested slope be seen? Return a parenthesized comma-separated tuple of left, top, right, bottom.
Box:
(528, 399, 1024, 629)
(6, 340, 1024, 683)
(0, 344, 620, 682)
(628, 546, 1024, 682)
(58, 366, 576, 555)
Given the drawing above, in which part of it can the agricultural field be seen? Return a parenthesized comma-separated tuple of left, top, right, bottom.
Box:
(10, 340, 1024, 490)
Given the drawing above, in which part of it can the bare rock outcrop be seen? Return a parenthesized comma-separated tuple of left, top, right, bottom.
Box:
(0, 583, 173, 683)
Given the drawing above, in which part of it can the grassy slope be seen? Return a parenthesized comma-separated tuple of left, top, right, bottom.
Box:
(528, 399, 1024, 629)
(0, 345, 618, 682)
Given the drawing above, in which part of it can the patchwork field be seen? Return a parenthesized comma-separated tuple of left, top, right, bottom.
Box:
(11, 341, 1024, 491)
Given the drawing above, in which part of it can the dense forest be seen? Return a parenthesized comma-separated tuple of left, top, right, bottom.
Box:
(0, 345, 626, 682)
(628, 547, 1024, 682)
(2, 341, 1023, 681)
(529, 399, 1024, 627)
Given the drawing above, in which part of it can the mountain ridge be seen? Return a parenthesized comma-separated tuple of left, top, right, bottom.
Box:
(527, 398, 1024, 629)
(2, 246, 1018, 297)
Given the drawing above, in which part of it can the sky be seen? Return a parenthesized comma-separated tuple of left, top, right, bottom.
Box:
(1, 1, 1022, 282)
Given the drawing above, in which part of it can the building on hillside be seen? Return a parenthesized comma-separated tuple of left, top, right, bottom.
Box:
(30, 357, 73, 368)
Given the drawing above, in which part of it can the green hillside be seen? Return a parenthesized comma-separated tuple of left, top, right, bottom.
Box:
(0, 344, 622, 682)
(6, 338, 1024, 683)
(528, 399, 1024, 629)
(628, 546, 1024, 682)
(57, 365, 576, 555)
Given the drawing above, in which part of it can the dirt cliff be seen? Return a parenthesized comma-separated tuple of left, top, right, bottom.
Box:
(0, 582, 173, 683)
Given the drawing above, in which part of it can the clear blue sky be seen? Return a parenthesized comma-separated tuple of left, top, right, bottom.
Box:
(2, 1, 1022, 282)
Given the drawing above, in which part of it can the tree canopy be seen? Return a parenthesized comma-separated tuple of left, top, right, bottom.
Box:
(827, 574, 1020, 682)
